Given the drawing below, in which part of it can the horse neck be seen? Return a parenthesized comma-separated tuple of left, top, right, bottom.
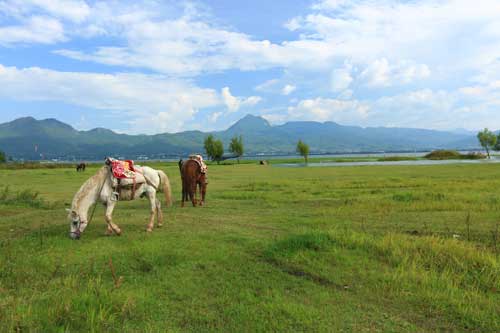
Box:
(72, 166, 107, 221)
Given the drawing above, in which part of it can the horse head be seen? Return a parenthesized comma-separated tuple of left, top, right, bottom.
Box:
(66, 208, 88, 239)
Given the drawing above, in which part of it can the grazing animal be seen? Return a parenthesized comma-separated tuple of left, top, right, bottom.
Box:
(76, 162, 86, 172)
(179, 159, 207, 207)
(67, 165, 172, 239)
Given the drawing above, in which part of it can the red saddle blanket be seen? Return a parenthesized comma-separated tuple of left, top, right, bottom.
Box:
(110, 159, 136, 179)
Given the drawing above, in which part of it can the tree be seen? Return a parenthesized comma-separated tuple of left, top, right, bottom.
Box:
(204, 134, 224, 164)
(495, 133, 500, 151)
(0, 150, 6, 163)
(204, 134, 215, 160)
(296, 139, 310, 163)
(229, 135, 244, 163)
(477, 128, 497, 159)
(212, 139, 224, 164)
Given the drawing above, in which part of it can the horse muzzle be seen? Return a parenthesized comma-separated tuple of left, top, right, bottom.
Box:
(69, 231, 81, 240)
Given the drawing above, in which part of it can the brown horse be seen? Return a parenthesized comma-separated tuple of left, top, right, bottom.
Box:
(76, 162, 86, 172)
(179, 159, 207, 207)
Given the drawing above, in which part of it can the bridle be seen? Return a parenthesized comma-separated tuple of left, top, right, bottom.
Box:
(69, 215, 87, 238)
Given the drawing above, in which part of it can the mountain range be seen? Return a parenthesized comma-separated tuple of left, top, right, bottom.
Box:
(0, 115, 481, 160)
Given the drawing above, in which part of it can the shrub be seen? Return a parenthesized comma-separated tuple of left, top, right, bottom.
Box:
(461, 152, 487, 160)
(424, 150, 487, 160)
(424, 150, 462, 160)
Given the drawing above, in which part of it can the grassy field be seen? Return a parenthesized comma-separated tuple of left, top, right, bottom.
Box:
(0, 162, 499, 332)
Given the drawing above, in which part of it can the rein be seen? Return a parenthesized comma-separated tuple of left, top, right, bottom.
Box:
(88, 173, 108, 225)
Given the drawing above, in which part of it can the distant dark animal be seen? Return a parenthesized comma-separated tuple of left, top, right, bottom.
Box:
(259, 160, 268, 165)
(76, 163, 86, 172)
(179, 159, 207, 207)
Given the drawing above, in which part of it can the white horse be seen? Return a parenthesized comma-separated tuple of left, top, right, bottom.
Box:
(67, 165, 172, 239)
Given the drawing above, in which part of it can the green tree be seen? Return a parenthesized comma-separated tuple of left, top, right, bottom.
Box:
(229, 135, 244, 163)
(0, 150, 6, 163)
(204, 134, 224, 164)
(296, 139, 310, 163)
(212, 139, 224, 164)
(495, 133, 500, 151)
(477, 128, 497, 159)
(204, 134, 215, 160)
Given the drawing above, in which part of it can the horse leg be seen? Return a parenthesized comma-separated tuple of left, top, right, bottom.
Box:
(190, 181, 197, 207)
(104, 200, 121, 236)
(198, 182, 203, 206)
(105, 224, 114, 236)
(181, 183, 186, 207)
(155, 198, 163, 227)
(146, 192, 156, 232)
(200, 183, 206, 206)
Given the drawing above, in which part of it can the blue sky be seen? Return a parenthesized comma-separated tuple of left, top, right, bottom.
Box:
(1, 0, 500, 134)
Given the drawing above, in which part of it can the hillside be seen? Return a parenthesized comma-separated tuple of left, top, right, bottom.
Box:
(0, 115, 480, 160)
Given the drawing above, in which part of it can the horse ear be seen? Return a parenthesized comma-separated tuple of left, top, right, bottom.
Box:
(66, 209, 78, 218)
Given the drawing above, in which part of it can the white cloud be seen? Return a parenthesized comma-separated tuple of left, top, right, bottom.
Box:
(0, 64, 219, 133)
(360, 58, 430, 87)
(221, 87, 261, 112)
(208, 111, 222, 123)
(0, 0, 90, 22)
(0, 16, 65, 45)
(5, 0, 498, 81)
(370, 88, 499, 130)
(265, 86, 500, 130)
(283, 17, 301, 31)
(287, 0, 500, 73)
(255, 79, 279, 92)
(281, 84, 296, 95)
(285, 97, 369, 123)
(311, 0, 348, 11)
(331, 64, 353, 92)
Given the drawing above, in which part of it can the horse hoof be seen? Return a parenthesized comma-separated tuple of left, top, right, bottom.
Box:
(146, 228, 153, 233)
(157, 224, 163, 228)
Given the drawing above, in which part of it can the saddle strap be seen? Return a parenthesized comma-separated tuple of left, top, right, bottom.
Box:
(131, 177, 137, 200)
(117, 179, 121, 197)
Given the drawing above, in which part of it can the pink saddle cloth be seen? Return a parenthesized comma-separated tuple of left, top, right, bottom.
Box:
(110, 159, 136, 179)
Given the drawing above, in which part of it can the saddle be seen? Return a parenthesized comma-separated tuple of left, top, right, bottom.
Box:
(105, 157, 146, 200)
(188, 154, 208, 174)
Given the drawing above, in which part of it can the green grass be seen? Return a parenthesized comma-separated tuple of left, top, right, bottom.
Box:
(0, 163, 499, 332)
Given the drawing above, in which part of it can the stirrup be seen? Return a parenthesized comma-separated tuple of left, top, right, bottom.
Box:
(111, 192, 119, 201)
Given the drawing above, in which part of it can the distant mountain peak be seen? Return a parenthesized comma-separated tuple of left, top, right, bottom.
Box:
(88, 127, 115, 134)
(10, 116, 36, 124)
(227, 114, 271, 133)
(39, 118, 75, 130)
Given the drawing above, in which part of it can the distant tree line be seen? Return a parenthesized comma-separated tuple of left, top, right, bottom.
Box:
(202, 136, 312, 164)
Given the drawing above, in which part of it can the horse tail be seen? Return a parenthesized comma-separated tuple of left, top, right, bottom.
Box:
(157, 170, 173, 207)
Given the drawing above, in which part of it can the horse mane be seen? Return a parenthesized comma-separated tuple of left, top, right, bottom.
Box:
(71, 166, 108, 210)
